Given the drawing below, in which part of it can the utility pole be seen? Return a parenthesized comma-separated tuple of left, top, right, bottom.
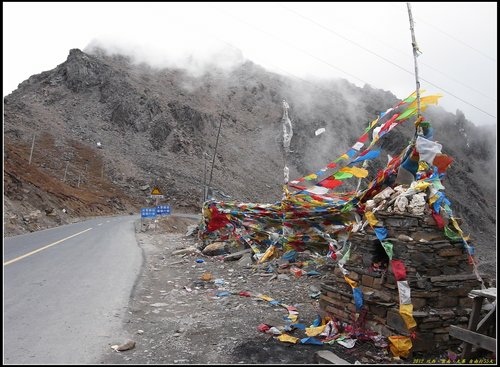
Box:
(208, 112, 224, 198)
(63, 161, 69, 182)
(202, 151, 208, 203)
(407, 2, 421, 117)
(28, 133, 36, 165)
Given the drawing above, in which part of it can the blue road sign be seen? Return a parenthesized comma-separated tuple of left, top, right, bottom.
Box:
(156, 205, 171, 216)
(141, 208, 157, 218)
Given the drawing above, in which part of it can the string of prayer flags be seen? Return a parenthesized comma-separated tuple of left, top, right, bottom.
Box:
(288, 91, 442, 190)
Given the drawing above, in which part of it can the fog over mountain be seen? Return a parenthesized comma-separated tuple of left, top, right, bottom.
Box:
(3, 46, 496, 275)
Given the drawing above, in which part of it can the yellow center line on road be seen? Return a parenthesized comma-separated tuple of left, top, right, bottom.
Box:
(3, 228, 93, 266)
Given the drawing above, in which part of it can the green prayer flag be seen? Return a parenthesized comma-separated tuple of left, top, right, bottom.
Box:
(341, 202, 354, 213)
(396, 107, 417, 121)
(381, 241, 393, 260)
(333, 171, 353, 180)
(444, 226, 461, 241)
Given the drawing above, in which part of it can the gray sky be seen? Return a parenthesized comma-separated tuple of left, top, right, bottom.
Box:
(3, 2, 497, 126)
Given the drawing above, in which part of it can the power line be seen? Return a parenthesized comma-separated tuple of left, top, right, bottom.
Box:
(202, 30, 344, 103)
(210, 4, 370, 86)
(415, 13, 496, 63)
(298, 4, 496, 103)
(279, 4, 496, 119)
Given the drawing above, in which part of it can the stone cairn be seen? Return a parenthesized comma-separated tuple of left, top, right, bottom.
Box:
(319, 186, 490, 353)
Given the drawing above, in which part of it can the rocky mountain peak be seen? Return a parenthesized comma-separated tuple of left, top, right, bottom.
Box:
(3, 48, 496, 276)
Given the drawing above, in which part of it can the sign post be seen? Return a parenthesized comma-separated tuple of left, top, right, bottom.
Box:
(150, 186, 164, 206)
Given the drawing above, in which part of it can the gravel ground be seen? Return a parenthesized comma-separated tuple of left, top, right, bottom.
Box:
(98, 216, 491, 365)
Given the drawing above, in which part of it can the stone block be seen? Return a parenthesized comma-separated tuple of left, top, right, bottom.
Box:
(370, 305, 388, 318)
(430, 274, 479, 282)
(348, 271, 360, 281)
(412, 311, 429, 318)
(441, 286, 471, 298)
(419, 321, 444, 330)
(387, 309, 409, 333)
(433, 296, 458, 308)
(438, 310, 456, 319)
(412, 297, 427, 310)
(362, 274, 374, 287)
(413, 230, 446, 242)
(412, 332, 436, 352)
(372, 277, 383, 289)
(384, 216, 419, 228)
(438, 247, 463, 257)
(320, 294, 345, 309)
(314, 350, 351, 364)
(441, 266, 459, 275)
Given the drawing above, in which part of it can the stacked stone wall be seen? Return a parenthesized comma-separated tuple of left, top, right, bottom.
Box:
(319, 211, 488, 352)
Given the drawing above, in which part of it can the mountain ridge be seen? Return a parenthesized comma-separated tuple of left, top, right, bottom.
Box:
(3, 47, 496, 275)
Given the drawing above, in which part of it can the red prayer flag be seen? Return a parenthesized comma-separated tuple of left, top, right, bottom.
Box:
(391, 259, 407, 281)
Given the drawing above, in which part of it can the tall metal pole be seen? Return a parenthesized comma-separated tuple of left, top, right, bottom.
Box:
(202, 152, 208, 203)
(407, 2, 421, 117)
(208, 112, 224, 194)
(28, 133, 36, 165)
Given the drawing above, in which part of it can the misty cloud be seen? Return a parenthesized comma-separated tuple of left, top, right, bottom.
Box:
(85, 38, 246, 78)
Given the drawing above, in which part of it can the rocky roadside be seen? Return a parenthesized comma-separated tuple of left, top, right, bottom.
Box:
(97, 216, 414, 365)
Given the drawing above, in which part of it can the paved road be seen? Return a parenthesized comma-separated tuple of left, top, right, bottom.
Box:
(3, 215, 143, 364)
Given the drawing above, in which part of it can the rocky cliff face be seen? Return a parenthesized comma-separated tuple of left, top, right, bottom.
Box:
(3, 47, 496, 275)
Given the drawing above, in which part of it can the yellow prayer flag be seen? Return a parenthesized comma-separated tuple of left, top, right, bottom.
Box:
(340, 166, 369, 178)
(451, 218, 464, 235)
(365, 211, 378, 226)
(418, 161, 430, 172)
(399, 303, 417, 329)
(258, 294, 274, 302)
(258, 245, 278, 264)
(304, 173, 318, 181)
(428, 194, 438, 206)
(414, 181, 431, 191)
(408, 94, 442, 110)
(305, 325, 327, 337)
(388, 335, 413, 358)
(277, 334, 299, 344)
(344, 275, 358, 288)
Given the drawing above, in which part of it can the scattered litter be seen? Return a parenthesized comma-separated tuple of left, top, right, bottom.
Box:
(315, 127, 326, 136)
(257, 323, 271, 332)
(214, 278, 225, 286)
(300, 337, 323, 345)
(111, 339, 135, 352)
(337, 338, 357, 348)
(200, 272, 213, 281)
(277, 334, 299, 344)
(306, 270, 321, 277)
